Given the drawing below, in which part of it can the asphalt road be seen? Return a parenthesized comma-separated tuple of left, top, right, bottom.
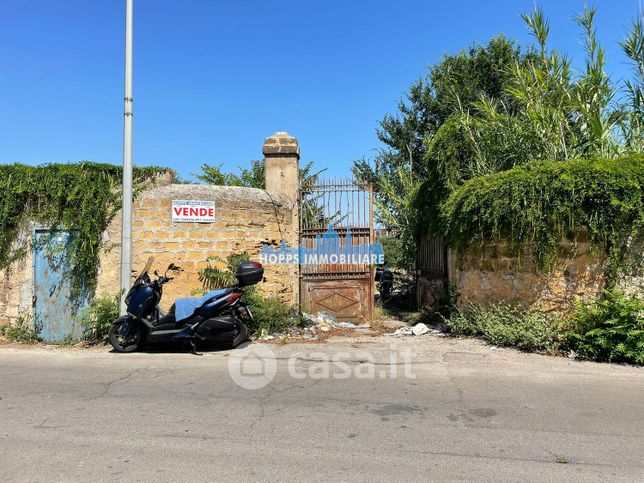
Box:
(0, 335, 643, 482)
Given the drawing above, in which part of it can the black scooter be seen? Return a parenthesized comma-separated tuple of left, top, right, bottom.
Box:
(375, 264, 394, 300)
(109, 257, 264, 353)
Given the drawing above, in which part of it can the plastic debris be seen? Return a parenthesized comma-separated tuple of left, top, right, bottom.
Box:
(411, 323, 430, 336)
(387, 322, 432, 337)
(252, 311, 365, 342)
(316, 311, 339, 326)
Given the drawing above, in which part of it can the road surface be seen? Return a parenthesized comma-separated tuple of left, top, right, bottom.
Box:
(0, 335, 643, 481)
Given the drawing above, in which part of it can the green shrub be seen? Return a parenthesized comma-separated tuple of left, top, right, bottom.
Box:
(442, 157, 644, 277)
(564, 290, 644, 364)
(198, 253, 250, 290)
(0, 314, 42, 344)
(76, 293, 120, 342)
(244, 290, 296, 336)
(446, 303, 560, 352)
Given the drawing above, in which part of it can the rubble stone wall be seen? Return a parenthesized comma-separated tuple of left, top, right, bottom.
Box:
(0, 229, 34, 327)
(449, 237, 643, 312)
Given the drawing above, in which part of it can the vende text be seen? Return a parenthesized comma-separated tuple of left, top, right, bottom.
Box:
(171, 200, 216, 223)
(173, 207, 214, 217)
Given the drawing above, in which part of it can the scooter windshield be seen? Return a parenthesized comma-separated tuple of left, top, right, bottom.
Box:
(133, 256, 154, 286)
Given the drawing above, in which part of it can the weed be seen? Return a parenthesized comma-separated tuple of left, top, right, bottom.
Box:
(564, 290, 644, 364)
(75, 292, 120, 342)
(446, 303, 560, 352)
(0, 313, 42, 344)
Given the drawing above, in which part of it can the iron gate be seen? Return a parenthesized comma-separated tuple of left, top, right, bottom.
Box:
(416, 234, 447, 310)
(299, 179, 375, 322)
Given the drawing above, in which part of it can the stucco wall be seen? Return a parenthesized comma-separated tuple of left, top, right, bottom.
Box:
(449, 238, 643, 312)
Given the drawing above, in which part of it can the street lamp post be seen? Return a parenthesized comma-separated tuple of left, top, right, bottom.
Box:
(120, 0, 134, 314)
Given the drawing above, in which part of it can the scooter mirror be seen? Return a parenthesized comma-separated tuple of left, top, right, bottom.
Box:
(154, 270, 159, 276)
(167, 263, 176, 271)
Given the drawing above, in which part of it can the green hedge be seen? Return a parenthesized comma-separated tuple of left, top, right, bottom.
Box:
(442, 157, 644, 276)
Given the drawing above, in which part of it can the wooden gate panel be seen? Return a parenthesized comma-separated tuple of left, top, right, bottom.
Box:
(300, 278, 371, 322)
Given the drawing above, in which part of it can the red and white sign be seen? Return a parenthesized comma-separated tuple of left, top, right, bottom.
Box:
(172, 200, 215, 223)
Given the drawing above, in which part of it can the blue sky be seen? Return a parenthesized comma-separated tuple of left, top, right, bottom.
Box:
(0, 0, 642, 180)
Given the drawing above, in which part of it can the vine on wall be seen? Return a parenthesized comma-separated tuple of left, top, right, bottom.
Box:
(441, 156, 644, 281)
(0, 162, 167, 294)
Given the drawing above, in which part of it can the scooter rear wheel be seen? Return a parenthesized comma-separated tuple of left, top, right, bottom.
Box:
(232, 320, 249, 348)
(109, 317, 143, 353)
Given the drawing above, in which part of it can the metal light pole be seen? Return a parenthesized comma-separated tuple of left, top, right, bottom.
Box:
(120, 0, 134, 315)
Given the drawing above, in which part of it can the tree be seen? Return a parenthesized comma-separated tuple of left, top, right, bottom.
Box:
(354, 35, 531, 267)
(195, 160, 325, 190)
(359, 5, 644, 271)
(194, 160, 265, 188)
(430, 6, 627, 181)
(621, 15, 644, 152)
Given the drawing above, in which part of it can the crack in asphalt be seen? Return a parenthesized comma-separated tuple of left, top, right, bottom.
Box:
(88, 369, 143, 401)
(247, 380, 301, 431)
(249, 387, 274, 430)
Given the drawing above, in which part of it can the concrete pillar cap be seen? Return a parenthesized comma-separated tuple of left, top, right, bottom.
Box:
(263, 131, 300, 158)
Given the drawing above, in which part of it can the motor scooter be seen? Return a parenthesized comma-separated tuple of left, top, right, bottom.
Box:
(375, 264, 394, 300)
(109, 257, 263, 353)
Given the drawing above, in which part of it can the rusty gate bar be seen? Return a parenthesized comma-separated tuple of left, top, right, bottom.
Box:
(299, 178, 375, 322)
(416, 234, 447, 310)
(417, 234, 446, 278)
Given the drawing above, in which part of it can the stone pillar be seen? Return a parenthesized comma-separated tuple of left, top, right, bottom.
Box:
(263, 131, 300, 306)
(263, 131, 300, 203)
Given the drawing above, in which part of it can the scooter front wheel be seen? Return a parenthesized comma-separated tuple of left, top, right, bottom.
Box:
(109, 317, 143, 353)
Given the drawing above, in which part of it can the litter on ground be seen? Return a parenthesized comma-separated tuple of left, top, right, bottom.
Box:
(387, 322, 436, 337)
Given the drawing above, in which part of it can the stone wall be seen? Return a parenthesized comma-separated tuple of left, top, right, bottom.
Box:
(0, 229, 34, 327)
(0, 184, 297, 326)
(0, 184, 297, 327)
(96, 183, 297, 311)
(449, 238, 643, 312)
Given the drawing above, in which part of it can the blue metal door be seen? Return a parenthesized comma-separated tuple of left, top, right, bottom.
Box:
(33, 230, 88, 342)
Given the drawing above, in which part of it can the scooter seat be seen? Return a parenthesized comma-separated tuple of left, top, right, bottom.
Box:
(174, 289, 227, 322)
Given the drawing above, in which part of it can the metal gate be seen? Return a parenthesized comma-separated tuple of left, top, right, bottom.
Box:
(416, 234, 447, 310)
(299, 179, 375, 322)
